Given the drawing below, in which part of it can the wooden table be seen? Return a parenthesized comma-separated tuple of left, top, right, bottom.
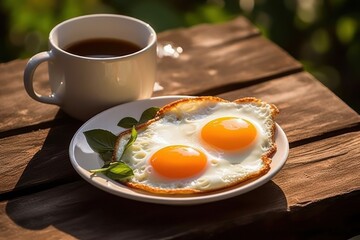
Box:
(1, 17, 359, 239)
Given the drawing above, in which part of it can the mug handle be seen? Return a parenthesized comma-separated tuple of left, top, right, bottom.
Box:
(23, 51, 62, 105)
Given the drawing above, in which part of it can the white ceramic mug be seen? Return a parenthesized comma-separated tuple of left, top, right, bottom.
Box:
(24, 14, 157, 121)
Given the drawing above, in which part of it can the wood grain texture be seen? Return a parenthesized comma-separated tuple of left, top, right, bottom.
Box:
(0, 124, 82, 195)
(0, 132, 358, 239)
(0, 60, 61, 133)
(158, 16, 260, 49)
(0, 180, 287, 239)
(155, 36, 302, 96)
(274, 131, 360, 207)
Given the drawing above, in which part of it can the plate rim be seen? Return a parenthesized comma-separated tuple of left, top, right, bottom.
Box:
(69, 95, 289, 205)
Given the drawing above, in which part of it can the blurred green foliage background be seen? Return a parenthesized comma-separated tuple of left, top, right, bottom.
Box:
(0, 0, 359, 113)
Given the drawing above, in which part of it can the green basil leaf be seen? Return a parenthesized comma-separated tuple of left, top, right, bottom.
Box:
(127, 127, 138, 149)
(117, 107, 159, 129)
(90, 161, 118, 173)
(105, 162, 134, 181)
(139, 107, 160, 124)
(99, 151, 113, 166)
(120, 126, 138, 159)
(117, 117, 138, 129)
(90, 166, 111, 173)
(84, 129, 117, 153)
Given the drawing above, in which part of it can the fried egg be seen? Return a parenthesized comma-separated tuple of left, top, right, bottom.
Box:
(113, 97, 279, 194)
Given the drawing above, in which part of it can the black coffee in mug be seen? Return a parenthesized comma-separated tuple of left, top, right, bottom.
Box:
(65, 38, 142, 58)
(24, 14, 157, 121)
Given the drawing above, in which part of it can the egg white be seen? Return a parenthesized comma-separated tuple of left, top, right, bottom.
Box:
(114, 97, 277, 193)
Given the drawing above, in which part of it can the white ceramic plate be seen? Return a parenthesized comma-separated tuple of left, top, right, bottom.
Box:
(69, 96, 289, 205)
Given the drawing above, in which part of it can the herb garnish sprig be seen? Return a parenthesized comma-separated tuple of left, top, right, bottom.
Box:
(83, 107, 159, 181)
(117, 107, 160, 128)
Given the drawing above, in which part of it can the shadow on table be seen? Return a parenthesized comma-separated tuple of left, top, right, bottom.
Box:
(5, 110, 289, 239)
(6, 182, 288, 239)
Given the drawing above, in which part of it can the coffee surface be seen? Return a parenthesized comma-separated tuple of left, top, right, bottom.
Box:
(65, 38, 141, 58)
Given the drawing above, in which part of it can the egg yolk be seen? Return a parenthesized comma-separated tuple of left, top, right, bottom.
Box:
(201, 117, 257, 151)
(150, 145, 207, 179)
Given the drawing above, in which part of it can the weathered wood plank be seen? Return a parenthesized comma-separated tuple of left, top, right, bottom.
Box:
(275, 131, 360, 207)
(0, 132, 358, 239)
(0, 60, 61, 133)
(0, 124, 82, 195)
(218, 72, 360, 143)
(155, 36, 302, 96)
(1, 72, 359, 195)
(158, 16, 260, 49)
(0, 181, 290, 240)
(0, 17, 300, 133)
